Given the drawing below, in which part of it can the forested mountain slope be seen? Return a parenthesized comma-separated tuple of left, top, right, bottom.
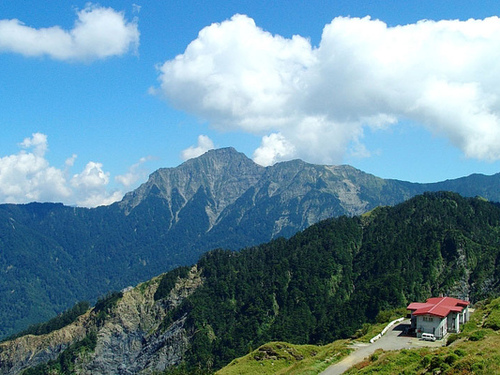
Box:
(2, 192, 500, 374)
(1, 147, 500, 339)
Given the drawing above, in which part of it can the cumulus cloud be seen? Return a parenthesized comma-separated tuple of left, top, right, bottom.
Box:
(115, 157, 152, 187)
(0, 133, 71, 203)
(181, 135, 215, 160)
(0, 4, 139, 61)
(156, 14, 500, 165)
(253, 133, 295, 166)
(0, 134, 148, 207)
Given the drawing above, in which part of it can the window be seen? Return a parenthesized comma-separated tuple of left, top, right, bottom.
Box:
(423, 316, 434, 322)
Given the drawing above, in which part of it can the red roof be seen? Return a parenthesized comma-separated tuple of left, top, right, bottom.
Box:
(407, 297, 469, 318)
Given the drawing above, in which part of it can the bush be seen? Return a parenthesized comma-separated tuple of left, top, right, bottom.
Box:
(376, 310, 393, 324)
(430, 355, 443, 370)
(444, 353, 459, 365)
(421, 355, 432, 367)
(472, 362, 484, 371)
(352, 323, 370, 339)
(446, 333, 459, 346)
(483, 315, 500, 330)
(454, 348, 466, 357)
(439, 363, 450, 372)
(469, 330, 487, 341)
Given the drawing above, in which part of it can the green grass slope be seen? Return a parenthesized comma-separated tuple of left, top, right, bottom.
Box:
(216, 298, 500, 375)
(344, 297, 500, 374)
(216, 341, 351, 375)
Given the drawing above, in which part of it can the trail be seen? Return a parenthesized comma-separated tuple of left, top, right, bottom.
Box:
(321, 320, 443, 375)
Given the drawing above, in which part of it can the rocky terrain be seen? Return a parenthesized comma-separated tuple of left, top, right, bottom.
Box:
(0, 266, 203, 375)
(3, 193, 500, 374)
(2, 147, 500, 339)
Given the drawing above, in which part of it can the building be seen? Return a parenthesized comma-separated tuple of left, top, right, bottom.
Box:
(407, 297, 470, 339)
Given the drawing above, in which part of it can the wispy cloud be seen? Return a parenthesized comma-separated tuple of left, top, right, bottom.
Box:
(0, 133, 149, 207)
(115, 157, 152, 188)
(0, 4, 139, 62)
(156, 14, 500, 166)
(181, 135, 215, 160)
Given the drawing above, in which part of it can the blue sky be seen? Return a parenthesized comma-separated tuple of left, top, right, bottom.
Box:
(1, 1, 500, 206)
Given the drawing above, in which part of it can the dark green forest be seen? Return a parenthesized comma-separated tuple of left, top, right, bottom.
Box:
(4, 192, 500, 375)
(152, 192, 500, 372)
(2, 148, 500, 340)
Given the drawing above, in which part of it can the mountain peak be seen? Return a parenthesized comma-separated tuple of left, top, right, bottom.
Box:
(179, 147, 256, 171)
(120, 147, 264, 215)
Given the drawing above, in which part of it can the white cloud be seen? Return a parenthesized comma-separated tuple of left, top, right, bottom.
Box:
(0, 4, 139, 61)
(20, 132, 48, 156)
(0, 133, 71, 203)
(70, 162, 124, 207)
(0, 134, 148, 207)
(157, 14, 314, 133)
(115, 157, 152, 187)
(253, 133, 295, 166)
(181, 135, 215, 160)
(156, 14, 500, 165)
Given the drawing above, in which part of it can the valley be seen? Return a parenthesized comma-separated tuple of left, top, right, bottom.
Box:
(1, 191, 500, 374)
(2, 148, 500, 340)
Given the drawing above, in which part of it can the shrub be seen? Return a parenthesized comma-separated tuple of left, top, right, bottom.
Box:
(444, 353, 459, 365)
(376, 310, 393, 324)
(446, 333, 459, 346)
(483, 315, 500, 330)
(421, 355, 432, 367)
(469, 330, 487, 341)
(454, 348, 466, 357)
(439, 363, 450, 372)
(429, 355, 443, 370)
(472, 362, 484, 371)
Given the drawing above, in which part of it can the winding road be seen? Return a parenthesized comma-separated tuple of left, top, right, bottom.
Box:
(321, 320, 443, 375)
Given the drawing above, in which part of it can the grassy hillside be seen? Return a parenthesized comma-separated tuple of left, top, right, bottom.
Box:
(344, 297, 500, 374)
(217, 298, 500, 375)
(217, 341, 351, 375)
(4, 192, 500, 374)
(156, 192, 500, 372)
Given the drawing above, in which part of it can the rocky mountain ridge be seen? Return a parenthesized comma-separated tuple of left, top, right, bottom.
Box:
(3, 193, 500, 374)
(1, 147, 500, 339)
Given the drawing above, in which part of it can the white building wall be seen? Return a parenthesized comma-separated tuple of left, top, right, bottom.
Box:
(416, 315, 447, 338)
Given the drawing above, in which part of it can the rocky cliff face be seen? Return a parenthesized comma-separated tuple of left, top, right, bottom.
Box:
(2, 147, 500, 340)
(0, 266, 203, 375)
(119, 148, 416, 240)
(3, 193, 500, 374)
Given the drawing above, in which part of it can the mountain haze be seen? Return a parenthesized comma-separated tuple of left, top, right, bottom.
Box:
(1, 147, 500, 338)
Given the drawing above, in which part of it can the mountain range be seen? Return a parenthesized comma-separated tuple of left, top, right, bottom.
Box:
(1, 192, 500, 374)
(1, 147, 500, 339)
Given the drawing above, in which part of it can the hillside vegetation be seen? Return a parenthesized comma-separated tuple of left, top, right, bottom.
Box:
(344, 297, 500, 374)
(2, 192, 500, 374)
(0, 148, 500, 339)
(161, 192, 500, 372)
(2, 148, 500, 339)
(217, 341, 351, 375)
(217, 297, 500, 375)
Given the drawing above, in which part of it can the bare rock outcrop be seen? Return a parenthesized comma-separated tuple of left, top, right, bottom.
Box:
(0, 266, 203, 375)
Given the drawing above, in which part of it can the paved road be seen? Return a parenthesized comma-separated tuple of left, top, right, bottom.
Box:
(321, 320, 443, 375)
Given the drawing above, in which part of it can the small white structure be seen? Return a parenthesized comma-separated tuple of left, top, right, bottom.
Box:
(407, 297, 470, 339)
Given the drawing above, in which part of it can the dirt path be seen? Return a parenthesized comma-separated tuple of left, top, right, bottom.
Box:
(320, 320, 443, 375)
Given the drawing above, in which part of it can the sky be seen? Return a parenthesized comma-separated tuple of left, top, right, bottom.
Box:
(1, 1, 500, 207)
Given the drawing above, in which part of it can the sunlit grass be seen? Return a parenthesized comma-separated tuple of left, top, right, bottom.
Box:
(216, 340, 351, 375)
(344, 298, 500, 374)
